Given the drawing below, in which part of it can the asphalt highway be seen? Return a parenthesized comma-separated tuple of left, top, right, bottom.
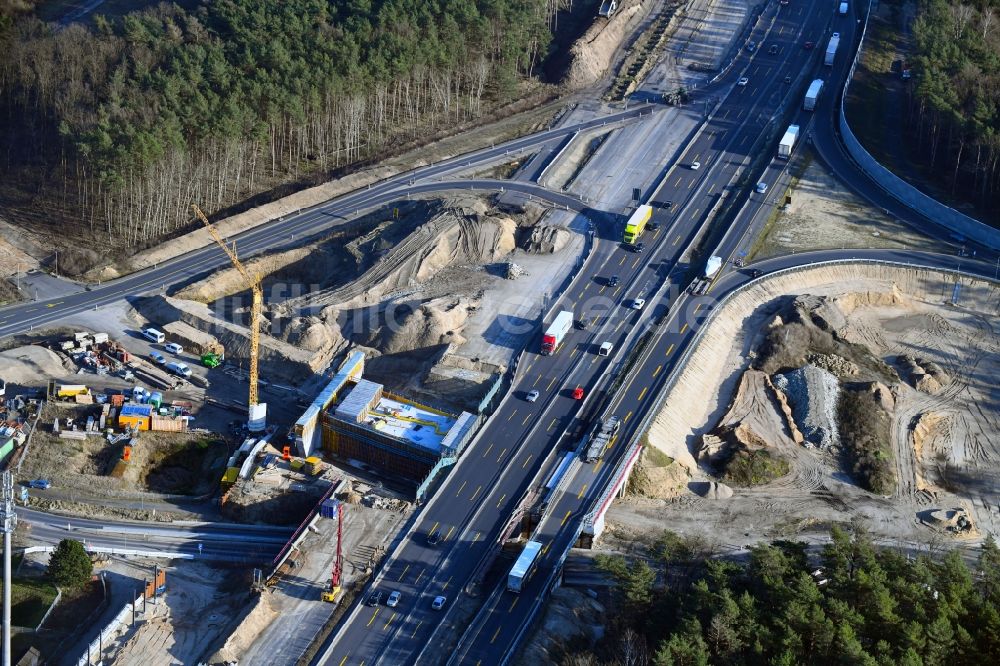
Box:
(315, 3, 838, 665)
(19, 507, 293, 562)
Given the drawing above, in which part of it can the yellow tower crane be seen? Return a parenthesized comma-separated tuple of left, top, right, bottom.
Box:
(191, 203, 266, 431)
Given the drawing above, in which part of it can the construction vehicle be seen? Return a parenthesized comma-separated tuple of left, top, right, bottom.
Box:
(541, 310, 574, 355)
(321, 502, 344, 602)
(201, 352, 223, 368)
(584, 415, 621, 463)
(192, 204, 266, 431)
(623, 205, 652, 244)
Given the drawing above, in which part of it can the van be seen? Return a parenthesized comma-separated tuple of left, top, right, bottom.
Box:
(838, 1, 848, 15)
(142, 327, 165, 344)
(166, 361, 192, 378)
(599, 342, 614, 356)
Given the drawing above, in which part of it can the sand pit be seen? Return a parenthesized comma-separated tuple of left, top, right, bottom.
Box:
(611, 263, 1000, 553)
(0, 345, 72, 383)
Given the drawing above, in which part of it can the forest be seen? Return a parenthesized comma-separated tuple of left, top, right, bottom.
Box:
(566, 527, 1000, 665)
(907, 0, 1000, 222)
(0, 0, 567, 271)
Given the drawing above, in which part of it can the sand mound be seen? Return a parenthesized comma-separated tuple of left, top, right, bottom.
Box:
(374, 295, 476, 354)
(835, 284, 907, 314)
(0, 345, 72, 383)
(564, 0, 652, 89)
(912, 411, 951, 461)
(688, 481, 733, 499)
(280, 210, 515, 314)
(175, 246, 313, 303)
(523, 223, 572, 253)
(897, 354, 951, 394)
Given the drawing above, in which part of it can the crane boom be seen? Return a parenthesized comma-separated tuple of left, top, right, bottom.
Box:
(191, 204, 262, 410)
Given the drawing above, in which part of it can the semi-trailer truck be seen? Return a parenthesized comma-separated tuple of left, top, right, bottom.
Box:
(507, 540, 543, 593)
(804, 79, 824, 110)
(778, 125, 800, 159)
(825, 33, 840, 66)
(623, 204, 652, 244)
(584, 415, 622, 463)
(541, 310, 574, 355)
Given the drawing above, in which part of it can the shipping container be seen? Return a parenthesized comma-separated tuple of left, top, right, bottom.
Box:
(119, 404, 153, 431)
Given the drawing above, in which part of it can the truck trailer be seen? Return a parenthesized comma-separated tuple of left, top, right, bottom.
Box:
(541, 310, 574, 355)
(508, 540, 544, 593)
(584, 415, 622, 463)
(804, 79, 824, 111)
(623, 205, 652, 244)
(778, 125, 800, 159)
(825, 34, 840, 66)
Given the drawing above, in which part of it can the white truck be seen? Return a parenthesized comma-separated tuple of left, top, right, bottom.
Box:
(825, 33, 840, 66)
(507, 540, 544, 593)
(541, 310, 574, 355)
(778, 125, 800, 159)
(804, 79, 824, 111)
(839, 2, 849, 15)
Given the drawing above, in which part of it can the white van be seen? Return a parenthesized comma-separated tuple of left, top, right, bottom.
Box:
(166, 361, 192, 378)
(838, 1, 848, 14)
(142, 327, 165, 343)
(599, 342, 614, 356)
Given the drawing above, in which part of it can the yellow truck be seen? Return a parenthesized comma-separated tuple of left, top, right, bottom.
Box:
(623, 205, 652, 244)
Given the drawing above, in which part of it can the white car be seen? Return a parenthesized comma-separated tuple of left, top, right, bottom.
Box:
(629, 298, 646, 310)
(690, 161, 701, 170)
(756, 182, 768, 194)
(431, 595, 447, 611)
(387, 591, 401, 608)
(149, 351, 166, 365)
(737, 77, 749, 86)
(526, 390, 540, 403)
(164, 342, 183, 355)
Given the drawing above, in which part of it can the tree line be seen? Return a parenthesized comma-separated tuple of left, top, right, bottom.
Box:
(908, 0, 1000, 222)
(0, 0, 564, 265)
(570, 527, 1000, 665)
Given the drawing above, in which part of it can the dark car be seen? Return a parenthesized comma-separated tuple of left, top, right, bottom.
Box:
(427, 529, 441, 546)
(608, 275, 620, 287)
(749, 269, 763, 278)
(663, 200, 673, 208)
(27, 479, 51, 490)
(367, 590, 383, 606)
(804, 41, 815, 49)
(648, 221, 660, 231)
(634, 242, 645, 253)
(769, 44, 779, 55)
(574, 319, 587, 330)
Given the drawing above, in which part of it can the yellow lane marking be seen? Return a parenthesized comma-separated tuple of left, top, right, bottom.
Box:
(491, 626, 502, 644)
(507, 409, 517, 421)
(443, 576, 454, 590)
(470, 485, 483, 501)
(445, 525, 455, 541)
(522, 414, 531, 426)
(687, 180, 694, 189)
(415, 568, 426, 585)
(673, 235, 681, 246)
(496, 494, 507, 508)
(680, 323, 688, 333)
(456, 481, 468, 497)
(522, 454, 533, 468)
(694, 303, 702, 312)
(509, 597, 520, 612)
(339, 656, 349, 666)
(496, 448, 507, 462)
(673, 175, 683, 187)
(624, 411, 634, 423)
(482, 443, 494, 458)
(473, 531, 482, 542)
(638, 387, 648, 401)
(548, 418, 558, 431)
(577, 484, 588, 499)
(383, 612, 397, 631)
(45, 301, 63, 308)
(570, 348, 578, 358)
(653, 364, 662, 377)
(367, 609, 381, 627)
(542, 542, 551, 555)
(412, 620, 423, 638)
(397, 564, 410, 582)
(533, 374, 542, 386)
(632, 257, 641, 269)
(595, 459, 604, 473)
(692, 207, 702, 216)
(619, 255, 626, 265)
(430, 521, 440, 534)
(561, 510, 572, 526)
(546, 376, 557, 391)
(665, 343, 675, 356)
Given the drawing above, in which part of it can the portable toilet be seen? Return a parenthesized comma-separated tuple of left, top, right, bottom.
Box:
(132, 386, 148, 403)
(148, 391, 163, 409)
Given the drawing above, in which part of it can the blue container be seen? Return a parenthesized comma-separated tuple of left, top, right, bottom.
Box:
(319, 499, 339, 519)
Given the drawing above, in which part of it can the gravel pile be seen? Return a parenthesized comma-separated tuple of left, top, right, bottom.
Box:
(773, 365, 840, 449)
